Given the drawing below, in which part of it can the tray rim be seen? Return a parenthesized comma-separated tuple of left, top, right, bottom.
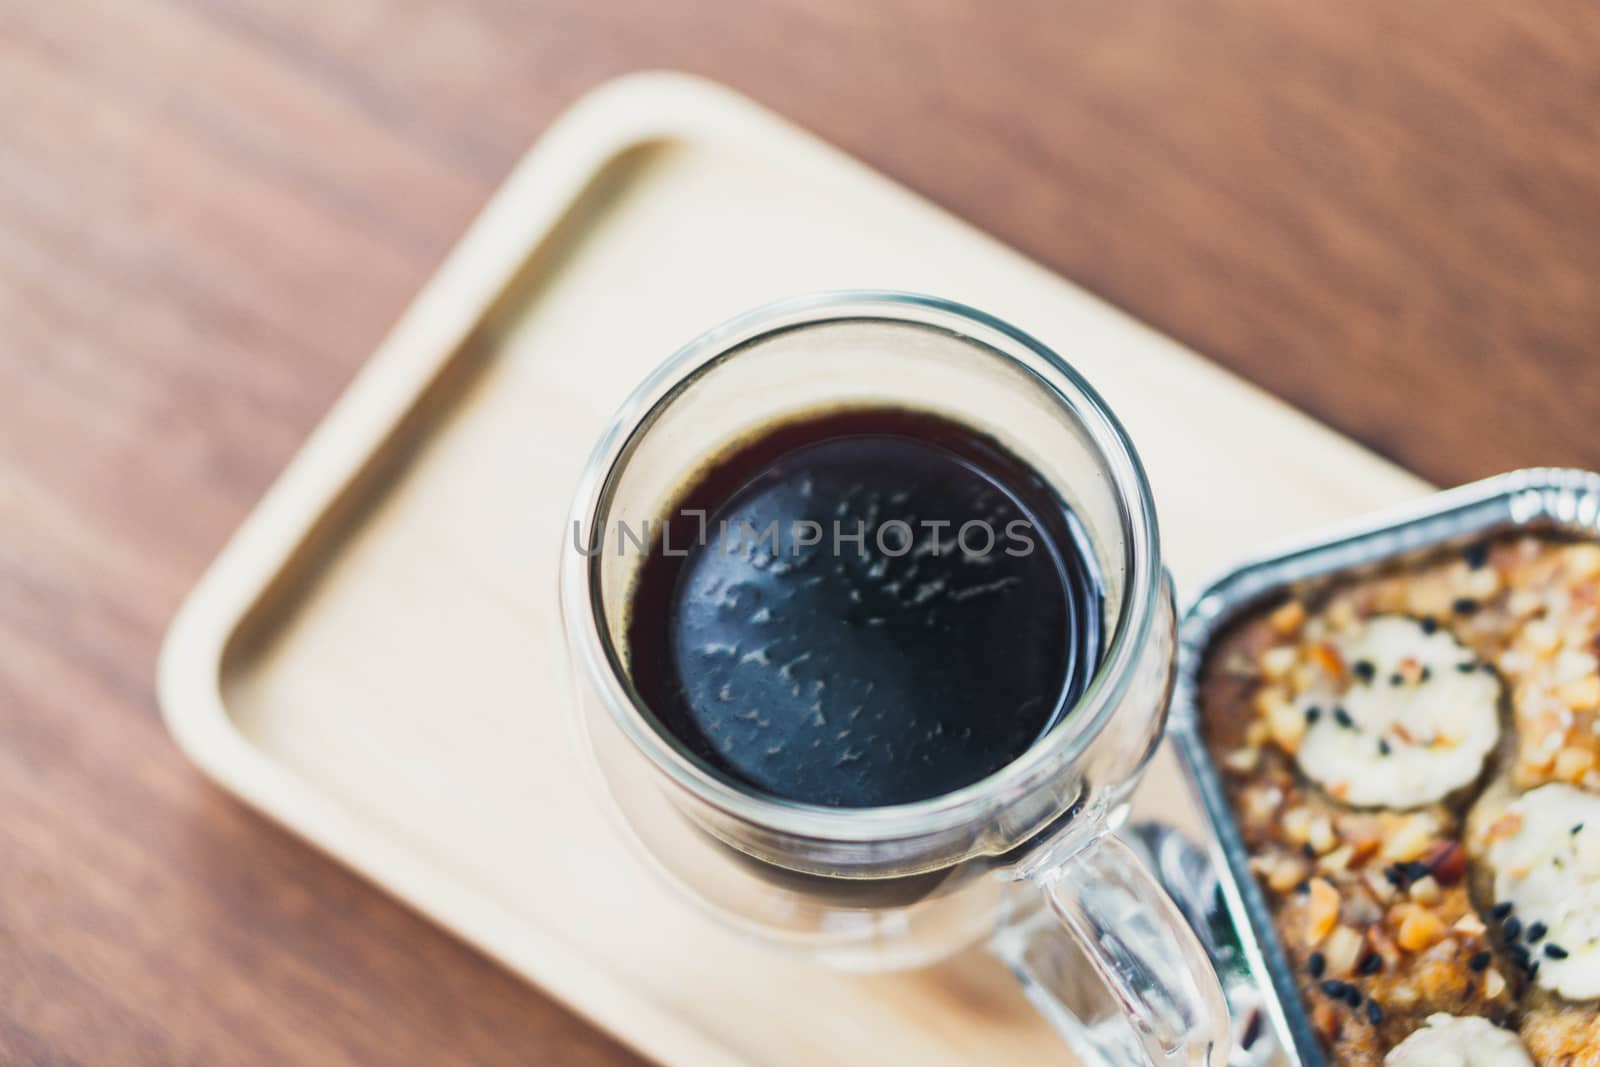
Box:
(1168, 466, 1600, 1067)
(155, 70, 821, 1067)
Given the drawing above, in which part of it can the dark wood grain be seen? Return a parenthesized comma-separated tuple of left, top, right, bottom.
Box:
(3, 0, 1599, 1063)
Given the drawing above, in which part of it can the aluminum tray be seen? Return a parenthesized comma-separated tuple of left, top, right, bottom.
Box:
(1167, 467, 1600, 1067)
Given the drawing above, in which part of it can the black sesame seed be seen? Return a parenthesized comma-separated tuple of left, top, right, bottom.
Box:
(1492, 901, 1514, 920)
(1545, 943, 1570, 959)
(1420, 665, 1432, 682)
(1574, 823, 1586, 836)
(1308, 951, 1326, 978)
(1527, 921, 1548, 943)
(1390, 673, 1405, 686)
(1378, 738, 1392, 757)
(1334, 706, 1355, 729)
(1402, 860, 1432, 882)
(1465, 542, 1490, 569)
(1366, 1000, 1383, 1026)
(1453, 597, 1481, 616)
(1302, 842, 1317, 859)
(1528, 960, 1540, 979)
(1305, 705, 1322, 724)
(1319, 980, 1352, 999)
(1359, 953, 1383, 975)
(1469, 951, 1493, 971)
(1240, 1010, 1263, 1051)
(1353, 660, 1376, 683)
(1505, 917, 1523, 941)
(1420, 615, 1439, 634)
(1509, 943, 1531, 966)
(1344, 987, 1363, 1008)
(1384, 865, 1406, 887)
(1456, 661, 1478, 673)
(1294, 879, 1311, 895)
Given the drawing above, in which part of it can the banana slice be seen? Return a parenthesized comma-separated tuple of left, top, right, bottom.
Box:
(1385, 1013, 1533, 1066)
(1482, 784, 1600, 1000)
(1295, 615, 1502, 808)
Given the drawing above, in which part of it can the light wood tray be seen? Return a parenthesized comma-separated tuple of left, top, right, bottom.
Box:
(159, 72, 1431, 1067)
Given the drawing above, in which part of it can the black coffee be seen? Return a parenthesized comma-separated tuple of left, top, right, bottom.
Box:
(625, 408, 1102, 808)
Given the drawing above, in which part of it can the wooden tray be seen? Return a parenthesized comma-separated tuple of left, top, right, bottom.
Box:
(159, 72, 1431, 1067)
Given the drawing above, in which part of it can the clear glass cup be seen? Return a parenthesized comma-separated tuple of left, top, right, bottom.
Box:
(559, 292, 1229, 1066)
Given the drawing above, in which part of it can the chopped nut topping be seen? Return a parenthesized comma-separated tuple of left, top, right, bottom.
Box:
(1555, 745, 1598, 783)
(1308, 642, 1347, 683)
(1259, 645, 1298, 680)
(1307, 878, 1340, 945)
(1381, 814, 1442, 864)
(1395, 905, 1446, 952)
(1223, 747, 1260, 773)
(1484, 967, 1507, 999)
(1409, 875, 1442, 906)
(1270, 599, 1307, 635)
(1308, 815, 1336, 854)
(1559, 675, 1600, 711)
(1419, 840, 1467, 885)
(1266, 855, 1309, 893)
(1322, 925, 1364, 978)
(1319, 845, 1355, 874)
(1283, 806, 1313, 845)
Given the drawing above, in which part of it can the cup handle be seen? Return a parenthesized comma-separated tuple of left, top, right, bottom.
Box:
(996, 829, 1231, 1067)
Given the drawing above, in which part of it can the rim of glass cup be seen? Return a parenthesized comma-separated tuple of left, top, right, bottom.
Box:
(560, 291, 1163, 845)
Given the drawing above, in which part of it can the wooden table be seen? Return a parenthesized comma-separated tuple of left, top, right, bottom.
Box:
(4, 1, 1598, 1063)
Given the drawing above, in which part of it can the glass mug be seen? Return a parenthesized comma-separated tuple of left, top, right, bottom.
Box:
(559, 292, 1229, 1067)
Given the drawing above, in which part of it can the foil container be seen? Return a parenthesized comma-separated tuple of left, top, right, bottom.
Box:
(1159, 467, 1600, 1067)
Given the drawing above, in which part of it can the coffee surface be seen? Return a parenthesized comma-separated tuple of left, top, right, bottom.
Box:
(625, 409, 1102, 808)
